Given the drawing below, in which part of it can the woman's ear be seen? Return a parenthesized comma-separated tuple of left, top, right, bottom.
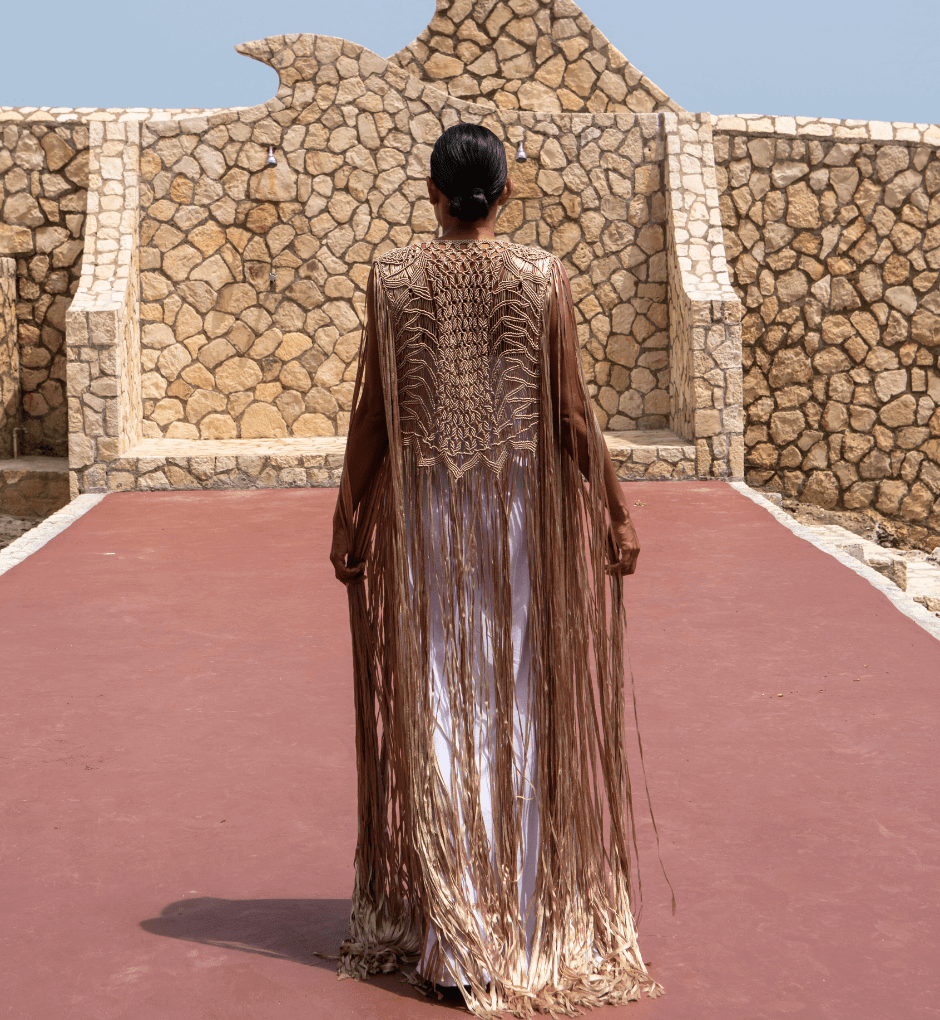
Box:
(496, 178, 513, 207)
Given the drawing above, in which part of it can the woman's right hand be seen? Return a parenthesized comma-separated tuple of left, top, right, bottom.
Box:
(330, 515, 365, 585)
(607, 515, 640, 577)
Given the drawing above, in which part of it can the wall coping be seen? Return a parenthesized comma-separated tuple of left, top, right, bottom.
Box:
(712, 113, 940, 145)
(116, 431, 694, 460)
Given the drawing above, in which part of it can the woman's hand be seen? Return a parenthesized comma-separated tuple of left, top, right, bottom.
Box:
(607, 515, 640, 577)
(330, 523, 365, 585)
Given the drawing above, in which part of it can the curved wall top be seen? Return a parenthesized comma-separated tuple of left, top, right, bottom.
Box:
(235, 0, 680, 116)
(387, 0, 680, 114)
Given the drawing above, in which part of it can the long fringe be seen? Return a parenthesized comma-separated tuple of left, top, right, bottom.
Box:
(337, 258, 663, 1016)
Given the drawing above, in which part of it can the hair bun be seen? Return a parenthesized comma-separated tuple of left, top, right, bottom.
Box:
(457, 187, 489, 220)
(448, 188, 490, 220)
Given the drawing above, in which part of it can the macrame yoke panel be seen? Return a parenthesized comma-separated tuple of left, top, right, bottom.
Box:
(375, 240, 555, 477)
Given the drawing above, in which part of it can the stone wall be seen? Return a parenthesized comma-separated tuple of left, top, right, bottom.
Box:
(0, 0, 790, 502)
(388, 0, 679, 115)
(133, 35, 672, 442)
(0, 257, 17, 457)
(65, 122, 142, 497)
(0, 122, 89, 456)
(665, 113, 743, 477)
(6, 2, 940, 527)
(715, 117, 940, 536)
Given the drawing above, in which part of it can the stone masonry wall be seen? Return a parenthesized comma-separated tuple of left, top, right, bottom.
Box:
(665, 113, 743, 477)
(65, 121, 141, 497)
(0, 257, 17, 457)
(8, 0, 940, 516)
(3, 0, 756, 499)
(388, 0, 679, 115)
(715, 117, 940, 536)
(0, 122, 88, 456)
(133, 35, 671, 442)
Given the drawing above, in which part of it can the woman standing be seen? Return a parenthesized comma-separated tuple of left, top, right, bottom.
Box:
(330, 123, 660, 1016)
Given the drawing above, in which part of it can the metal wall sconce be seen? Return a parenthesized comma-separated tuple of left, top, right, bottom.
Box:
(266, 146, 277, 167)
(269, 268, 277, 290)
(515, 129, 527, 163)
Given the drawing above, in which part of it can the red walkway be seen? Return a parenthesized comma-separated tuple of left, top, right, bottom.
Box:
(1, 483, 938, 1020)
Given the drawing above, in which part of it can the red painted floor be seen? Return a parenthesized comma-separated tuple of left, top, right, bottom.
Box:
(1, 482, 938, 1020)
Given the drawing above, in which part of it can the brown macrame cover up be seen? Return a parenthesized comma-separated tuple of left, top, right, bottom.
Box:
(333, 239, 662, 1017)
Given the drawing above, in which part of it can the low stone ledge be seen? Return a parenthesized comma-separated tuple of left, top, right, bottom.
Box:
(605, 429, 697, 480)
(102, 438, 347, 491)
(0, 457, 70, 517)
(87, 432, 697, 492)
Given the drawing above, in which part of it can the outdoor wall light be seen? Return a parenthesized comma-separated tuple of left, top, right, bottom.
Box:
(266, 146, 277, 167)
(515, 130, 527, 163)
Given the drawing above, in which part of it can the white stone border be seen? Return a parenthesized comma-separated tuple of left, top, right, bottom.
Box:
(0, 494, 107, 578)
(0, 107, 227, 124)
(728, 481, 940, 643)
(712, 113, 940, 144)
(7, 485, 938, 648)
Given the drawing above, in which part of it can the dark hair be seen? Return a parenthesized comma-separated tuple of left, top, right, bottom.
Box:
(430, 123, 508, 223)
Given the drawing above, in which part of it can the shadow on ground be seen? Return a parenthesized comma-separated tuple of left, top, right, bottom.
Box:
(139, 896, 459, 1008)
(140, 897, 351, 971)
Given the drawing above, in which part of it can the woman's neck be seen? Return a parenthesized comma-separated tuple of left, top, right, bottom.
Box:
(437, 225, 497, 240)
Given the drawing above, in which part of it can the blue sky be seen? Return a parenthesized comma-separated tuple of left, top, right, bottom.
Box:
(1, 0, 937, 124)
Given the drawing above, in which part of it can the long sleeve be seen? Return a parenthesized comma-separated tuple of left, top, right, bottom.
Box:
(343, 263, 389, 515)
(331, 264, 389, 580)
(547, 258, 630, 525)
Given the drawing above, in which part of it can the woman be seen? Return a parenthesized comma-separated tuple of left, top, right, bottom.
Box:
(330, 123, 660, 1016)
